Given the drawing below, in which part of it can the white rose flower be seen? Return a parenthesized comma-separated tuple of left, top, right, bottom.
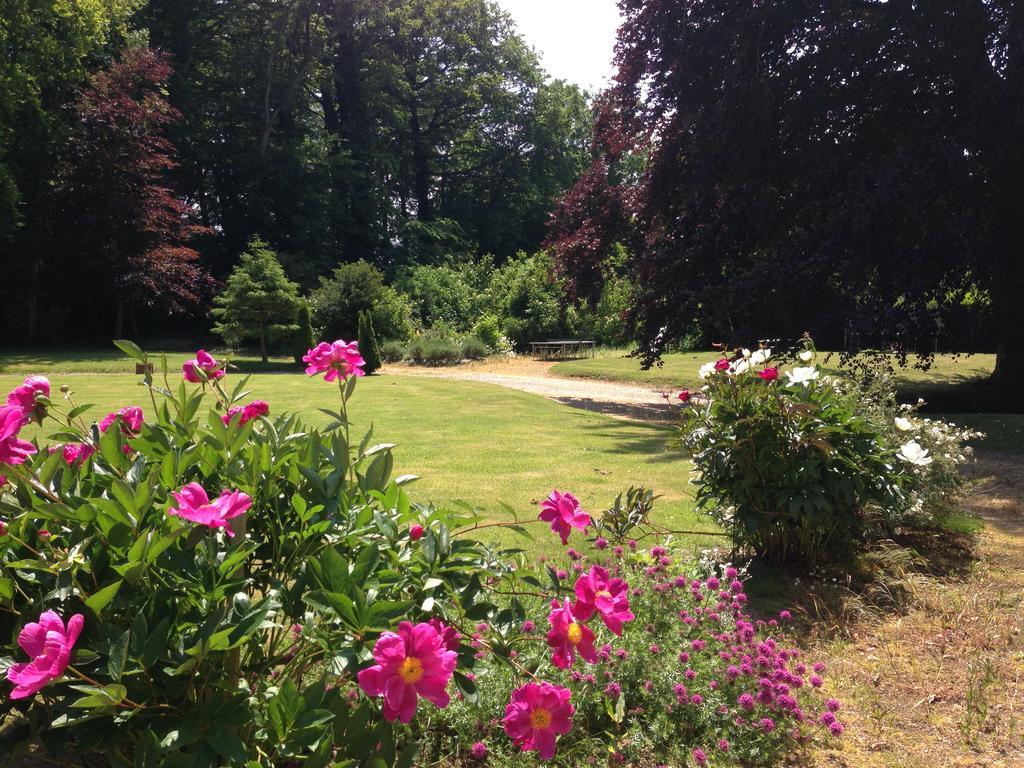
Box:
(698, 361, 717, 379)
(729, 359, 750, 375)
(894, 417, 914, 431)
(785, 366, 819, 386)
(898, 440, 933, 466)
(798, 350, 814, 362)
(741, 348, 752, 359)
(749, 348, 772, 364)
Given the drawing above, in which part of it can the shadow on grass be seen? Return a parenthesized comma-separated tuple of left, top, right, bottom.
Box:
(903, 378, 1022, 414)
(552, 396, 675, 424)
(568, 416, 683, 462)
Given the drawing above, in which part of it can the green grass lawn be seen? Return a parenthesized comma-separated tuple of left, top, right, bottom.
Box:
(552, 349, 997, 391)
(1, 355, 714, 554)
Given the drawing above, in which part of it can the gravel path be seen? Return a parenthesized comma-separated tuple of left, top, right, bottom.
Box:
(388, 366, 675, 422)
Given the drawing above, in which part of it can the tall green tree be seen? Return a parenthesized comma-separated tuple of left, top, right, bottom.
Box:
(0, 0, 141, 338)
(212, 236, 302, 362)
(357, 311, 382, 374)
(550, 0, 1023, 395)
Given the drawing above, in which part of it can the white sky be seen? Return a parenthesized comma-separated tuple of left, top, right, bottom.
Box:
(495, 0, 622, 93)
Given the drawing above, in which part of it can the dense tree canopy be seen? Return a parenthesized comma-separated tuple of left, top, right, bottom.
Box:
(1, 0, 592, 340)
(549, 0, 1022, 388)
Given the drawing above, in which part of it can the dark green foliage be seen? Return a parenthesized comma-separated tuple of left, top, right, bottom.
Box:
(470, 314, 504, 350)
(358, 310, 382, 374)
(406, 338, 463, 366)
(292, 300, 314, 364)
(309, 261, 414, 342)
(460, 338, 489, 360)
(550, 0, 1023, 387)
(211, 237, 302, 362)
(489, 251, 562, 349)
(1, 1, 592, 343)
(380, 340, 408, 363)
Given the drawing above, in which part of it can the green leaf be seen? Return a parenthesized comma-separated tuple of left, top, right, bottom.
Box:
(108, 630, 130, 681)
(204, 726, 249, 763)
(113, 340, 146, 363)
(319, 547, 351, 593)
(85, 580, 123, 615)
(134, 729, 161, 768)
(453, 671, 478, 705)
(396, 741, 420, 768)
(350, 542, 380, 585)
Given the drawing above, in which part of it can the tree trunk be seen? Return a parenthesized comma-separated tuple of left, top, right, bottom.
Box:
(407, 89, 433, 221)
(260, 332, 268, 363)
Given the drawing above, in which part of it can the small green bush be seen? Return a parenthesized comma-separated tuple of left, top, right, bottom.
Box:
(380, 340, 407, 363)
(406, 337, 462, 365)
(459, 337, 488, 360)
(677, 343, 979, 565)
(470, 313, 503, 349)
(309, 261, 414, 342)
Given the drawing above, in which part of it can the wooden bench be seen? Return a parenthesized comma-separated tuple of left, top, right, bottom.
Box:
(529, 340, 596, 360)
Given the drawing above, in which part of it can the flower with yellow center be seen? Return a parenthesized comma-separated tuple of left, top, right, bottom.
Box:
(566, 622, 583, 645)
(596, 590, 612, 599)
(529, 707, 553, 729)
(398, 656, 424, 684)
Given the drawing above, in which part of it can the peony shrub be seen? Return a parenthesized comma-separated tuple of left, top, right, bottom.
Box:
(676, 341, 980, 564)
(1, 339, 843, 766)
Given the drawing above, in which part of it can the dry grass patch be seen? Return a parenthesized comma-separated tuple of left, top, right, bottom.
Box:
(808, 451, 1024, 767)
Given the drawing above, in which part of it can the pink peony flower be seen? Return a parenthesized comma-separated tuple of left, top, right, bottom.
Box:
(470, 741, 488, 760)
(6, 376, 50, 424)
(221, 400, 269, 426)
(427, 617, 461, 652)
(546, 598, 597, 669)
(538, 490, 591, 545)
(759, 367, 779, 382)
(573, 565, 635, 635)
(303, 340, 366, 382)
(357, 621, 457, 723)
(0, 519, 6, 536)
(60, 443, 94, 466)
(168, 483, 252, 537)
(182, 350, 225, 383)
(502, 681, 574, 760)
(409, 523, 425, 541)
(6, 610, 84, 699)
(678, 389, 692, 402)
(0, 406, 37, 467)
(714, 358, 730, 371)
(99, 406, 144, 436)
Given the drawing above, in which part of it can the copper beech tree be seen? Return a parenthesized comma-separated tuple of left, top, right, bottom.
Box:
(58, 47, 211, 338)
(548, 1, 1023, 398)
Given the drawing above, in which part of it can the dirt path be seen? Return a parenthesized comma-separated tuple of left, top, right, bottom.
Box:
(383, 358, 675, 421)
(811, 450, 1024, 767)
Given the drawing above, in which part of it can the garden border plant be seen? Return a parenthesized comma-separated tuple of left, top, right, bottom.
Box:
(2, 338, 846, 766)
(676, 340, 982, 566)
